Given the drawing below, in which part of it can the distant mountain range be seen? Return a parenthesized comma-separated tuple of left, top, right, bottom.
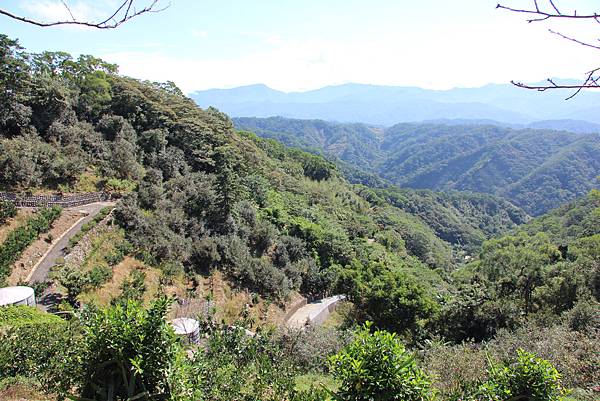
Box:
(191, 82, 600, 127)
(234, 117, 600, 216)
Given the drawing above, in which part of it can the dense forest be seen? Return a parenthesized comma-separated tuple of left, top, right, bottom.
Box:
(234, 117, 600, 216)
(0, 36, 598, 401)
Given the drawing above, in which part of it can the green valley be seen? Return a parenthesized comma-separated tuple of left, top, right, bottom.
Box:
(235, 117, 600, 216)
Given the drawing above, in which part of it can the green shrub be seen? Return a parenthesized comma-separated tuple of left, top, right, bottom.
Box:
(0, 309, 79, 398)
(103, 177, 136, 193)
(278, 326, 353, 372)
(328, 322, 434, 401)
(0, 206, 61, 284)
(171, 320, 298, 401)
(104, 239, 131, 266)
(477, 349, 568, 401)
(88, 264, 112, 288)
(488, 324, 599, 390)
(565, 299, 600, 333)
(0, 200, 16, 224)
(0, 305, 63, 328)
(112, 268, 146, 305)
(77, 298, 179, 401)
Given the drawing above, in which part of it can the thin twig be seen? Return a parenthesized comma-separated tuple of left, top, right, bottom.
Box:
(60, 0, 76, 22)
(511, 68, 600, 100)
(548, 29, 600, 50)
(0, 0, 169, 29)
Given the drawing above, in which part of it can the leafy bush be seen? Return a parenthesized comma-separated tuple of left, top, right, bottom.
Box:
(0, 206, 61, 284)
(564, 298, 600, 333)
(172, 320, 299, 401)
(278, 326, 353, 372)
(104, 239, 131, 266)
(423, 323, 599, 397)
(476, 350, 567, 401)
(0, 308, 80, 398)
(112, 268, 146, 305)
(337, 261, 438, 336)
(0, 200, 16, 224)
(328, 322, 434, 401)
(88, 264, 112, 288)
(0, 305, 63, 328)
(488, 324, 599, 390)
(67, 206, 112, 249)
(77, 298, 179, 401)
(103, 177, 136, 193)
(1, 299, 181, 401)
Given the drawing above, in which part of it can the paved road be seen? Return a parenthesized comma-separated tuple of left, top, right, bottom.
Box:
(28, 202, 114, 284)
(286, 295, 346, 329)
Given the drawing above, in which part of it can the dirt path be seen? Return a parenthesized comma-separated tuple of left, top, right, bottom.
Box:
(26, 202, 115, 284)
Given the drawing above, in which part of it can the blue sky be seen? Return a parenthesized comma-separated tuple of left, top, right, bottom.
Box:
(2, 0, 600, 93)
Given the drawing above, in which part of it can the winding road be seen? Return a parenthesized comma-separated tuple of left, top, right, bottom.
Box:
(27, 202, 114, 284)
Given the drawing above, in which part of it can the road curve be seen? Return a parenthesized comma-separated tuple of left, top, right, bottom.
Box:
(28, 202, 115, 284)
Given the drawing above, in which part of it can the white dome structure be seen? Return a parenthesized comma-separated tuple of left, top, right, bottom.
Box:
(170, 318, 200, 344)
(0, 286, 36, 307)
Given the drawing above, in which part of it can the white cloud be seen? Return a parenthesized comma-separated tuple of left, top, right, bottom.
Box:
(191, 29, 208, 39)
(100, 12, 600, 94)
(21, 0, 100, 24)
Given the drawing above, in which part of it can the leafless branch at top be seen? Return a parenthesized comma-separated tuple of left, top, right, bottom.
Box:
(497, 1, 600, 23)
(0, 0, 169, 29)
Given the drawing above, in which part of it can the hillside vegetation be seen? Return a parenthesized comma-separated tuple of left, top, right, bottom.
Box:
(0, 37, 598, 401)
(235, 117, 600, 215)
(0, 35, 455, 329)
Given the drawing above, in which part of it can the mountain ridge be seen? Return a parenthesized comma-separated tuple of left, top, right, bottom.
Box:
(193, 82, 600, 125)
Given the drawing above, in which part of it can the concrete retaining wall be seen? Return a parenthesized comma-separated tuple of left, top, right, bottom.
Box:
(0, 192, 109, 208)
(286, 295, 346, 328)
(308, 295, 346, 326)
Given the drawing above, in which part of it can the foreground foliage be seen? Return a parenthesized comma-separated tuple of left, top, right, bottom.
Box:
(328, 322, 434, 401)
(1, 303, 577, 401)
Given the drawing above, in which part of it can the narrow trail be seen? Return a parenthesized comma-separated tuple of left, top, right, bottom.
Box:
(27, 202, 115, 284)
(286, 295, 346, 329)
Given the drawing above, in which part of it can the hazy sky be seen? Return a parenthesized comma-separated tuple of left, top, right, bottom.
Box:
(2, 0, 600, 93)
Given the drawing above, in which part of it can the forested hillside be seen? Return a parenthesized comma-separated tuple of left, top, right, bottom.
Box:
(1, 36, 598, 401)
(234, 117, 600, 215)
(0, 35, 454, 325)
(443, 189, 600, 342)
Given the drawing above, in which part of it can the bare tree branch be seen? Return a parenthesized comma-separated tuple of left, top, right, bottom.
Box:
(497, 1, 600, 99)
(496, 2, 600, 23)
(512, 68, 600, 100)
(0, 0, 169, 29)
(548, 29, 600, 51)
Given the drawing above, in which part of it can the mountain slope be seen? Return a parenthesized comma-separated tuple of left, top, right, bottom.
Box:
(234, 117, 600, 215)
